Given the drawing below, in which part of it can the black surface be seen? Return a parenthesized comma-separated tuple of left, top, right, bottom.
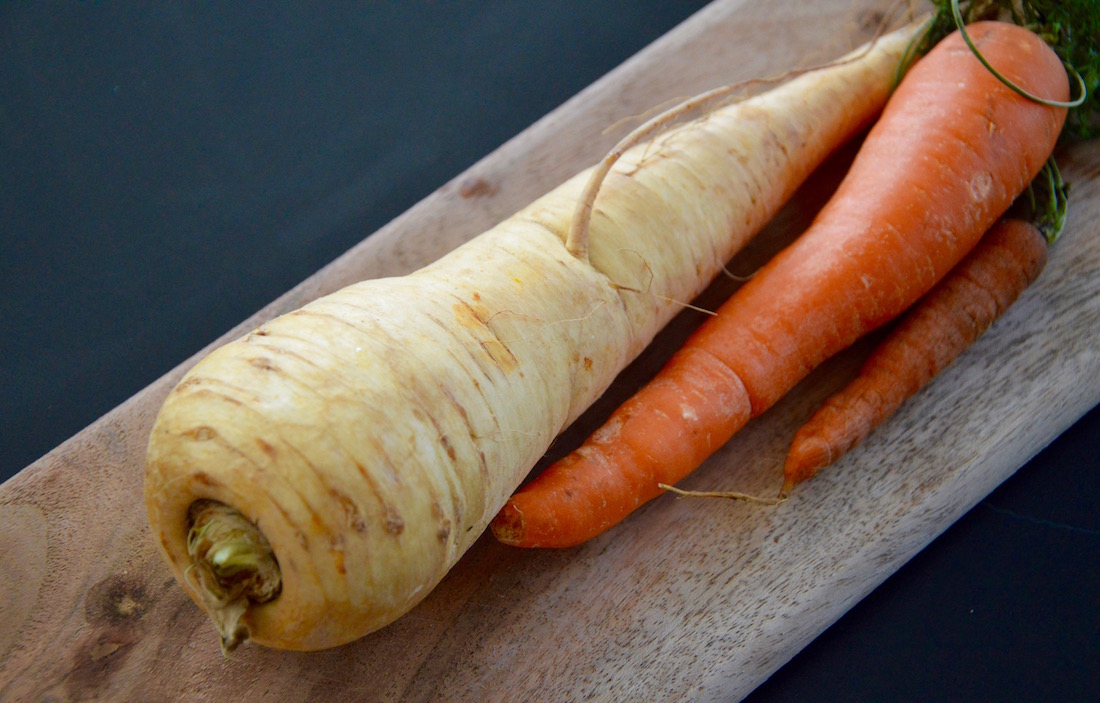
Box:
(2, 3, 1097, 700)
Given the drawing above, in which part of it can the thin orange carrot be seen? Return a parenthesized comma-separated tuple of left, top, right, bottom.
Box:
(491, 21, 1069, 548)
(782, 217, 1049, 494)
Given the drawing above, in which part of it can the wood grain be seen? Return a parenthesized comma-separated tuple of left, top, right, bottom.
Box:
(2, 1, 1098, 700)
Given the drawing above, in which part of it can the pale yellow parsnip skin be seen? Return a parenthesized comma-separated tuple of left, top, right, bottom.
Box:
(145, 25, 915, 651)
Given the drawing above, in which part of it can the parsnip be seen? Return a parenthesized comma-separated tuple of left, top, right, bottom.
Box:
(145, 24, 916, 652)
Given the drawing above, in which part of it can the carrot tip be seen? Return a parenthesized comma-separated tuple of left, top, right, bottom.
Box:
(778, 479, 796, 499)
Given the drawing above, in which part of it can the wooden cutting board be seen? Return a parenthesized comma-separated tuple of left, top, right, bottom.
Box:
(2, 0, 1098, 700)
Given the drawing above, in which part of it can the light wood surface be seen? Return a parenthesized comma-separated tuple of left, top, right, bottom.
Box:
(2, 1, 1098, 700)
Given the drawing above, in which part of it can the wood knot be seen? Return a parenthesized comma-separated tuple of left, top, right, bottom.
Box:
(458, 176, 498, 199)
(68, 575, 151, 697)
(85, 574, 152, 626)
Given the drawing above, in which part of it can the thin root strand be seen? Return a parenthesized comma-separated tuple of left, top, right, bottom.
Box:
(564, 8, 911, 261)
(658, 482, 786, 506)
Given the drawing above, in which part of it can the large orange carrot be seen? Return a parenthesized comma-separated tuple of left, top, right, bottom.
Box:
(491, 21, 1069, 548)
(783, 217, 1049, 493)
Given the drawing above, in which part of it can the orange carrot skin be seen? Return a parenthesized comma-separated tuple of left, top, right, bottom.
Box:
(492, 22, 1068, 548)
(491, 347, 752, 546)
(783, 218, 1049, 492)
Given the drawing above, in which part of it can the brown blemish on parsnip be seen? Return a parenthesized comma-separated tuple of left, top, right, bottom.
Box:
(256, 439, 278, 460)
(431, 500, 453, 544)
(453, 299, 489, 326)
(184, 426, 217, 441)
(383, 510, 405, 536)
(441, 435, 457, 461)
(453, 300, 519, 372)
(352, 458, 407, 538)
(329, 488, 368, 533)
(248, 357, 279, 372)
(480, 339, 518, 372)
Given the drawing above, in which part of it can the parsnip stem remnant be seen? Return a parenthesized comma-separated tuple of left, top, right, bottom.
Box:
(187, 500, 281, 653)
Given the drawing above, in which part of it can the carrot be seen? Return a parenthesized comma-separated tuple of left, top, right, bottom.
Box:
(491, 21, 1069, 549)
(782, 217, 1049, 493)
(144, 24, 920, 651)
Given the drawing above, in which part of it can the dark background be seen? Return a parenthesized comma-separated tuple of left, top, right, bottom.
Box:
(2, 2, 1097, 700)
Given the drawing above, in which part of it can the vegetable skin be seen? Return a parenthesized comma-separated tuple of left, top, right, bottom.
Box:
(145, 24, 918, 651)
(492, 21, 1069, 549)
(782, 217, 1049, 491)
